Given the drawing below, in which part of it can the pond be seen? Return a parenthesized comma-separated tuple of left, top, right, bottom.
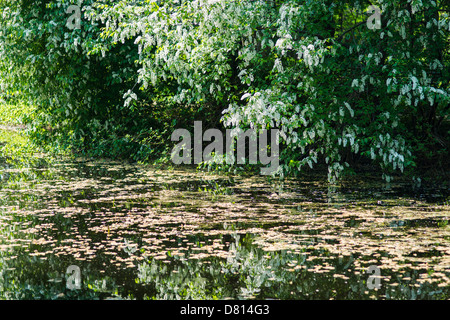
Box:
(0, 133, 449, 300)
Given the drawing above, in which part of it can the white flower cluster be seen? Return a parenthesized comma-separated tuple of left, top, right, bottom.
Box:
(73, 0, 449, 181)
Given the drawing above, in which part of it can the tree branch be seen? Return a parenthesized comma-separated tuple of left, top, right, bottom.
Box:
(336, 21, 366, 42)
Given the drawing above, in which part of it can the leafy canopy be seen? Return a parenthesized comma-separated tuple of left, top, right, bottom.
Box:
(0, 0, 448, 181)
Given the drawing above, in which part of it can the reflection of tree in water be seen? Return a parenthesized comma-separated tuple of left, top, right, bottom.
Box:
(0, 222, 448, 300)
(0, 247, 129, 299)
(136, 232, 449, 300)
(0, 158, 448, 300)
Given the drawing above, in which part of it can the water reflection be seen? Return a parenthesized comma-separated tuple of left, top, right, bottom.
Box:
(0, 157, 449, 300)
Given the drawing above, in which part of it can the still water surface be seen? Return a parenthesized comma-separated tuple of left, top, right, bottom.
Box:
(0, 155, 449, 299)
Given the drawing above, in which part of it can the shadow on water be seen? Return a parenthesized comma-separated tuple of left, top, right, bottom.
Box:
(0, 155, 449, 300)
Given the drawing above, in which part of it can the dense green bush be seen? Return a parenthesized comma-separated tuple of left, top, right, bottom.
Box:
(0, 0, 199, 160)
(1, 0, 448, 180)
